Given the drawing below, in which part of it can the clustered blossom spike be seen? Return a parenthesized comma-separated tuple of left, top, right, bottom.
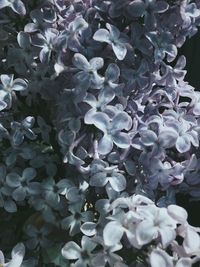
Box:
(0, 0, 200, 266)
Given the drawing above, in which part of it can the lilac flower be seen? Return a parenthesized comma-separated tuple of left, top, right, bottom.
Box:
(35, 116, 51, 143)
(6, 168, 40, 202)
(154, 56, 187, 86)
(162, 109, 200, 153)
(90, 111, 132, 155)
(58, 16, 88, 51)
(84, 90, 115, 124)
(0, 0, 26, 15)
(0, 165, 17, 213)
(0, 0, 200, 265)
(0, 74, 27, 108)
(93, 23, 128, 60)
(42, 177, 72, 207)
(127, 0, 169, 28)
(100, 63, 124, 95)
(176, 225, 200, 257)
(190, 91, 200, 115)
(150, 247, 194, 267)
(0, 243, 25, 267)
(135, 205, 177, 247)
(149, 248, 173, 267)
(90, 166, 127, 192)
(62, 236, 97, 267)
(31, 28, 59, 62)
(61, 202, 93, 236)
(139, 127, 178, 150)
(130, 22, 152, 55)
(106, 0, 130, 18)
(72, 53, 104, 89)
(145, 0, 169, 24)
(91, 236, 124, 267)
(122, 59, 149, 90)
(103, 211, 140, 248)
(11, 117, 37, 146)
(146, 31, 177, 62)
(25, 224, 52, 249)
(24, 8, 56, 33)
(147, 159, 184, 189)
(180, 1, 200, 27)
(28, 195, 56, 224)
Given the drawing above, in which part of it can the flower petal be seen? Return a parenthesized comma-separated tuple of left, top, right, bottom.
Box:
(103, 221, 124, 246)
(167, 205, 188, 224)
(92, 112, 110, 133)
(12, 79, 27, 91)
(12, 187, 26, 202)
(111, 112, 132, 131)
(112, 132, 130, 149)
(6, 173, 21, 187)
(159, 227, 176, 248)
(93, 29, 111, 43)
(11, 0, 26, 15)
(0, 250, 5, 264)
(22, 168, 36, 181)
(98, 134, 113, 155)
(61, 241, 81, 260)
(81, 236, 96, 252)
(70, 17, 88, 32)
(154, 1, 169, 13)
(90, 172, 108, 187)
(176, 258, 192, 267)
(112, 42, 127, 60)
(109, 173, 126, 192)
(73, 53, 90, 70)
(89, 57, 104, 70)
(140, 130, 157, 146)
(0, 0, 8, 9)
(1, 74, 13, 87)
(150, 249, 173, 267)
(4, 199, 17, 213)
(9, 243, 25, 267)
(158, 129, 178, 148)
(136, 220, 157, 245)
(105, 63, 120, 82)
(106, 23, 120, 39)
(127, 0, 146, 17)
(176, 136, 191, 153)
(0, 100, 7, 111)
(80, 222, 97, 236)
(183, 227, 200, 254)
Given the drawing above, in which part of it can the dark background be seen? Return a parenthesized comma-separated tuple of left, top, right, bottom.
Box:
(177, 32, 200, 227)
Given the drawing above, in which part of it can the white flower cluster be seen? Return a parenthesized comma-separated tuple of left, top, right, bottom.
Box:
(104, 195, 200, 267)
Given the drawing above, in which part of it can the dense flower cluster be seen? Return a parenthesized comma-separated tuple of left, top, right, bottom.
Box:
(0, 0, 200, 266)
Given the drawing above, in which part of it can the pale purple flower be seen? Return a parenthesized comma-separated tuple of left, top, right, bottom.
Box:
(93, 23, 128, 60)
(135, 205, 177, 247)
(0, 243, 25, 267)
(90, 111, 132, 155)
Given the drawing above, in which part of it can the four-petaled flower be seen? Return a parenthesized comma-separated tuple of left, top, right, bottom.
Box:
(11, 116, 37, 146)
(31, 28, 59, 62)
(93, 23, 128, 60)
(6, 167, 40, 202)
(90, 111, 132, 155)
(62, 236, 97, 267)
(0, 74, 27, 109)
(73, 53, 104, 89)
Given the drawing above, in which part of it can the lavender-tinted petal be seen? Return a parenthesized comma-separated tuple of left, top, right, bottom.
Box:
(98, 134, 113, 155)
